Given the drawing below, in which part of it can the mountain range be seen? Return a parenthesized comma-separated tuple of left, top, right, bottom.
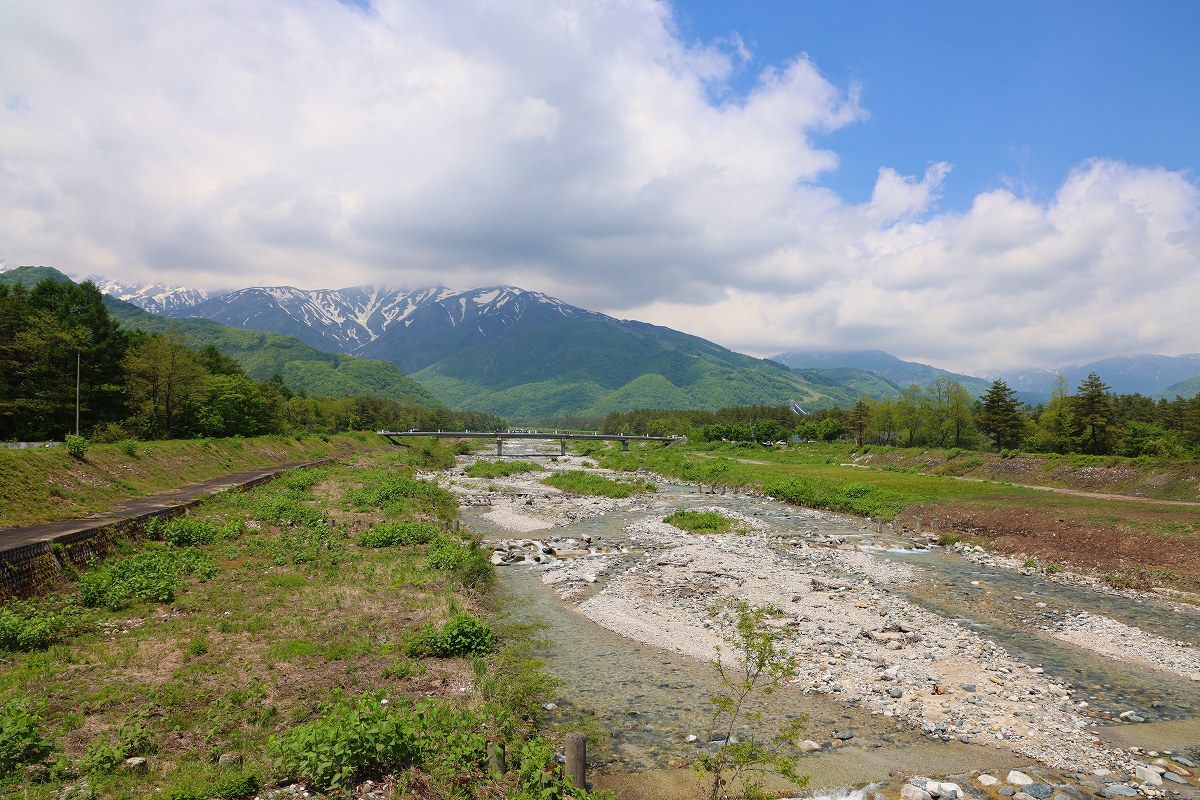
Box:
(8, 264, 1200, 413)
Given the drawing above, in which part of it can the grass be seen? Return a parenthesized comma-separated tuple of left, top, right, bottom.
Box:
(662, 509, 734, 534)
(540, 469, 656, 498)
(0, 444, 590, 799)
(0, 432, 388, 528)
(464, 460, 544, 478)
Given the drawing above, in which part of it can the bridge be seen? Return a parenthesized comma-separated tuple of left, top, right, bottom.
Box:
(377, 430, 682, 456)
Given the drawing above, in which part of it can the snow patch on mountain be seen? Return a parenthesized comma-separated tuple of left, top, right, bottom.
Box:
(89, 276, 209, 315)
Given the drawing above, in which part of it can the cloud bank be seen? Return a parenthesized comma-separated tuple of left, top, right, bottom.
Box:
(1, 0, 1197, 372)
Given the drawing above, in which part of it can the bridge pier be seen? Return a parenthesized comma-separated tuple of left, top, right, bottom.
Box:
(496, 438, 503, 457)
(621, 439, 629, 451)
(560, 439, 567, 456)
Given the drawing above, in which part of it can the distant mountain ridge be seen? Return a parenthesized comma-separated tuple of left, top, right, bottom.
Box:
(88, 277, 209, 315)
(46, 271, 1200, 408)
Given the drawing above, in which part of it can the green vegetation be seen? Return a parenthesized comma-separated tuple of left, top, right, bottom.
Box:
(696, 602, 809, 800)
(464, 460, 544, 478)
(663, 509, 734, 534)
(541, 470, 656, 498)
(356, 521, 440, 547)
(0, 444, 606, 798)
(0, 267, 505, 443)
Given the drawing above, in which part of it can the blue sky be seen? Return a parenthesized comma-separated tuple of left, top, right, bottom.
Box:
(2, 0, 1199, 372)
(675, 1, 1200, 210)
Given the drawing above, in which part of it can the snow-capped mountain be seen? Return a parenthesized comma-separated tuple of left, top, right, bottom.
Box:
(171, 284, 595, 372)
(89, 277, 208, 315)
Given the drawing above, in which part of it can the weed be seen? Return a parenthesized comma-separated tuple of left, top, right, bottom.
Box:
(0, 599, 77, 652)
(663, 509, 733, 534)
(541, 470, 655, 498)
(64, 435, 90, 460)
(358, 521, 440, 548)
(76, 544, 217, 610)
(405, 612, 495, 658)
(1022, 558, 1039, 569)
(0, 700, 59, 777)
(465, 460, 544, 478)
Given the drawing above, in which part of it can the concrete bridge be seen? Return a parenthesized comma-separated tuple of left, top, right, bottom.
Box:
(377, 429, 682, 456)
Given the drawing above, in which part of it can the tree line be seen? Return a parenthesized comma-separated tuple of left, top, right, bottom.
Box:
(0, 278, 502, 443)
(599, 375, 1200, 458)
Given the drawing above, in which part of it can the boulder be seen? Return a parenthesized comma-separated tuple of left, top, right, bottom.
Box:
(1006, 771, 1034, 787)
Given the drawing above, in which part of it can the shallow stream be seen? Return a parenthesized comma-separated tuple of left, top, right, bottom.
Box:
(465, 476, 1200, 784)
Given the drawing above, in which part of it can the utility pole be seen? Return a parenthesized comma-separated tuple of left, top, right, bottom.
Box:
(75, 350, 81, 436)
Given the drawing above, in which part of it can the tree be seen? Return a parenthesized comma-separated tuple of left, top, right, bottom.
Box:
(695, 603, 809, 800)
(1029, 374, 1074, 454)
(976, 379, 1026, 451)
(125, 331, 206, 439)
(869, 399, 898, 446)
(847, 398, 872, 446)
(1070, 372, 1118, 455)
(895, 384, 926, 446)
(922, 378, 975, 447)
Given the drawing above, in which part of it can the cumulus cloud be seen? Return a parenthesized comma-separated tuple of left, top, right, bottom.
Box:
(0, 0, 1197, 372)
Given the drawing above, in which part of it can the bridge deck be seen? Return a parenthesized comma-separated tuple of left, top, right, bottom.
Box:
(376, 430, 680, 454)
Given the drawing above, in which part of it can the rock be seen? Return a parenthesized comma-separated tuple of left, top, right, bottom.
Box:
(932, 781, 962, 799)
(978, 775, 1000, 787)
(667, 756, 690, 768)
(901, 785, 933, 800)
(1135, 766, 1163, 786)
(997, 786, 1017, 796)
(686, 734, 699, 743)
(543, 702, 558, 710)
(1103, 786, 1137, 798)
(23, 763, 49, 782)
(961, 684, 977, 693)
(835, 731, 854, 740)
(1023, 784, 1053, 799)
(217, 752, 243, 770)
(1165, 763, 1192, 777)
(1006, 771, 1034, 787)
(889, 687, 904, 698)
(1162, 772, 1189, 786)
(1012, 792, 1037, 800)
(1175, 757, 1198, 768)
(123, 757, 148, 775)
(799, 740, 822, 752)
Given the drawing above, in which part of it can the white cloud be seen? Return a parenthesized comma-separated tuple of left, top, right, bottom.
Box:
(0, 1, 1197, 372)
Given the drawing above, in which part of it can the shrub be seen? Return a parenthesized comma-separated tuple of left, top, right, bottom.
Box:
(663, 509, 733, 534)
(0, 600, 75, 651)
(151, 516, 245, 547)
(79, 738, 124, 775)
(540, 470, 655, 498)
(346, 474, 457, 519)
(64, 434, 90, 459)
(358, 521, 440, 548)
(77, 544, 217, 610)
(465, 460, 543, 479)
(0, 700, 58, 777)
(269, 691, 489, 792)
(405, 612, 495, 658)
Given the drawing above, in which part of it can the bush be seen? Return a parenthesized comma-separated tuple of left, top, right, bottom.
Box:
(358, 521, 440, 548)
(662, 509, 733, 534)
(77, 544, 217, 610)
(464, 460, 543, 479)
(64, 434, 90, 459)
(0, 700, 58, 777)
(405, 612, 495, 658)
(346, 474, 457, 519)
(269, 691, 489, 792)
(0, 600, 75, 652)
(540, 470, 655, 498)
(151, 516, 245, 547)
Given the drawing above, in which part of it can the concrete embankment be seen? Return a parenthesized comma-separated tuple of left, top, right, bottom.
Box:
(0, 459, 331, 599)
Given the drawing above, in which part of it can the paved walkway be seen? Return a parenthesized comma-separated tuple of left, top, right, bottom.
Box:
(0, 459, 330, 554)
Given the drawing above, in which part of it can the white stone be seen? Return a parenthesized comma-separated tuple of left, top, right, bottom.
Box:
(1135, 766, 1163, 787)
(1007, 771, 1034, 786)
(901, 785, 933, 800)
(978, 775, 1000, 787)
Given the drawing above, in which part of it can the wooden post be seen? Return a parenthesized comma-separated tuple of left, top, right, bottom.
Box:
(565, 732, 586, 791)
(487, 743, 506, 777)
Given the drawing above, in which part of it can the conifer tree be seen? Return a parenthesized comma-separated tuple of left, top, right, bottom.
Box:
(976, 379, 1026, 451)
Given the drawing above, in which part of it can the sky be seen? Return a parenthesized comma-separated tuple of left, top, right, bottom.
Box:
(2, 0, 1198, 374)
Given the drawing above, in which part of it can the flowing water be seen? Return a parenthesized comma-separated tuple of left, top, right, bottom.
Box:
(464, 476, 1200, 787)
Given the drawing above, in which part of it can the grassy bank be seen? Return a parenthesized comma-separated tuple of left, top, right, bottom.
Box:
(0, 433, 390, 528)
(0, 445, 600, 799)
(590, 441, 1200, 594)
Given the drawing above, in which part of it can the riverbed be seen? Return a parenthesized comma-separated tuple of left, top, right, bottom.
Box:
(437, 452, 1200, 798)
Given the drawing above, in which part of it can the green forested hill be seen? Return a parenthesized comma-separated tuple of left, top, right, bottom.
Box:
(412, 314, 836, 416)
(0, 266, 442, 407)
(104, 297, 443, 406)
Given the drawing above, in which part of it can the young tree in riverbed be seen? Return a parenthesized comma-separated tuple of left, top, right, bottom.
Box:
(695, 603, 809, 800)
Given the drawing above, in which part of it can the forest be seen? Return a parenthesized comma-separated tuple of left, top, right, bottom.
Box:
(0, 278, 501, 443)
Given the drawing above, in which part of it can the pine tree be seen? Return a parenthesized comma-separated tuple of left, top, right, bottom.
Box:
(976, 379, 1026, 451)
(1070, 372, 1117, 455)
